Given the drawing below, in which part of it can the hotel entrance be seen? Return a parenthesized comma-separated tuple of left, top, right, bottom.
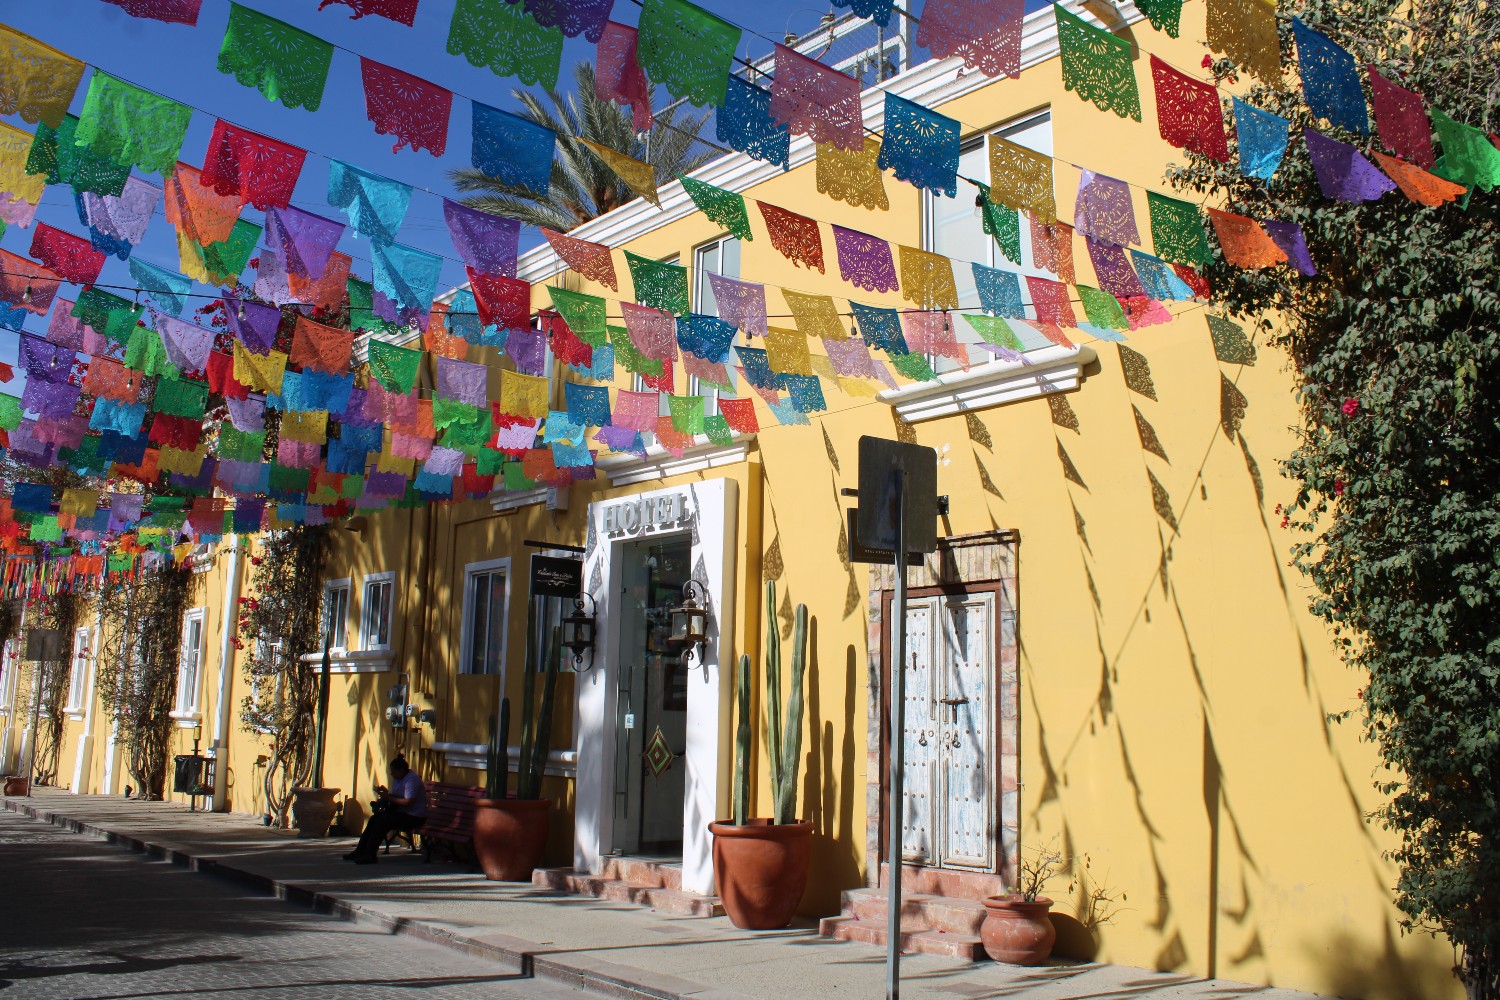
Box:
(610, 535, 692, 857)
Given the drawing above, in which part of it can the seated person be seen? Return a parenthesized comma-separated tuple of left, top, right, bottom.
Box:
(344, 755, 427, 864)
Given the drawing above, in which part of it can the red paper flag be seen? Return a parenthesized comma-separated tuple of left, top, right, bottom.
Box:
(199, 119, 307, 210)
(1150, 56, 1229, 163)
(30, 223, 106, 285)
(359, 58, 451, 156)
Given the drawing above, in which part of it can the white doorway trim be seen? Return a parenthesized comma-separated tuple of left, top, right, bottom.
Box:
(574, 478, 739, 895)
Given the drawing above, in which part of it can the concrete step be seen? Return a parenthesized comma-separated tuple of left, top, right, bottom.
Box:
(599, 856, 682, 890)
(533, 866, 724, 918)
(819, 915, 987, 960)
(842, 888, 988, 936)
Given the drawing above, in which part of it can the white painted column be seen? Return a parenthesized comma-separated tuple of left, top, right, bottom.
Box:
(211, 538, 243, 811)
(70, 615, 103, 793)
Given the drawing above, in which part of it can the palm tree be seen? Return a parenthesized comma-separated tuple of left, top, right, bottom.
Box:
(450, 62, 717, 231)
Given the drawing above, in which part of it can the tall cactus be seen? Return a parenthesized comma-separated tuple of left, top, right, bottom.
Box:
(730, 580, 809, 826)
(485, 698, 510, 800)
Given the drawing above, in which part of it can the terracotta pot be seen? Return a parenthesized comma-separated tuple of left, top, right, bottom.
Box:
(3, 776, 28, 796)
(290, 787, 341, 839)
(980, 895, 1056, 965)
(474, 798, 549, 881)
(709, 818, 814, 929)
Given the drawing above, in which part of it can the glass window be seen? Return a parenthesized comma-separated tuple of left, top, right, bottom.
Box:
(176, 610, 205, 714)
(690, 237, 741, 416)
(64, 628, 91, 712)
(463, 561, 509, 676)
(362, 575, 395, 651)
(323, 580, 350, 653)
(0, 639, 16, 712)
(925, 110, 1056, 366)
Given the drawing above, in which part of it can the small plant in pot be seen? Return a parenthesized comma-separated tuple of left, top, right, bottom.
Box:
(473, 626, 560, 881)
(709, 580, 814, 930)
(980, 840, 1064, 965)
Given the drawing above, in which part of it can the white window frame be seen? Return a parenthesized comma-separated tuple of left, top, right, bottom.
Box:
(0, 638, 19, 714)
(460, 557, 511, 678)
(322, 578, 352, 655)
(63, 627, 92, 718)
(923, 108, 1056, 370)
(689, 235, 742, 416)
(248, 637, 286, 734)
(360, 572, 396, 652)
(173, 607, 206, 722)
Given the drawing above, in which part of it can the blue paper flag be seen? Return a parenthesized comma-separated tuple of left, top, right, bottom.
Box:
(832, 0, 894, 27)
(12, 483, 54, 514)
(779, 373, 827, 413)
(1232, 99, 1289, 180)
(676, 314, 737, 363)
(472, 102, 556, 196)
(1292, 19, 1368, 134)
(850, 301, 909, 355)
(732, 346, 779, 389)
(878, 93, 960, 198)
(972, 263, 1027, 319)
(1129, 251, 1197, 301)
(327, 159, 412, 244)
(564, 381, 613, 426)
(716, 77, 790, 171)
(371, 242, 444, 324)
(128, 258, 192, 317)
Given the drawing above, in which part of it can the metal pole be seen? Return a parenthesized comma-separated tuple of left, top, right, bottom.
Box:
(886, 470, 908, 1000)
(25, 659, 45, 797)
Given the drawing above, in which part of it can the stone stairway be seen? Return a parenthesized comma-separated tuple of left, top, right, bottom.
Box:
(533, 856, 725, 917)
(819, 888, 989, 960)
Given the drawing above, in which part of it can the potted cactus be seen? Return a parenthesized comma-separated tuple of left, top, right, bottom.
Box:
(709, 580, 814, 929)
(474, 618, 560, 881)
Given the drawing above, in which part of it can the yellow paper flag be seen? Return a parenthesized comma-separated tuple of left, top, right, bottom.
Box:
(499, 369, 551, 419)
(987, 135, 1056, 223)
(233, 341, 288, 395)
(0, 122, 45, 207)
(0, 27, 86, 128)
(60, 488, 98, 518)
(897, 245, 960, 310)
(782, 290, 847, 341)
(580, 138, 662, 209)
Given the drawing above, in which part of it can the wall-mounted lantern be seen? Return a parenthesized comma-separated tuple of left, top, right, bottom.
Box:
(669, 580, 709, 671)
(561, 592, 598, 667)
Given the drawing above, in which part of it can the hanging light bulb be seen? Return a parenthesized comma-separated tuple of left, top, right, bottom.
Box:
(20, 285, 32, 306)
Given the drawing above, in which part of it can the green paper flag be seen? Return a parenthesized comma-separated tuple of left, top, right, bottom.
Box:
(448, 0, 564, 89)
(152, 377, 208, 418)
(1078, 286, 1130, 331)
(476, 448, 506, 476)
(669, 394, 706, 434)
(1055, 5, 1141, 122)
(625, 251, 690, 314)
(961, 313, 1027, 351)
(25, 114, 131, 198)
(433, 398, 482, 430)
(889, 351, 938, 381)
(0, 394, 22, 431)
(635, 0, 742, 107)
(73, 288, 143, 343)
(1432, 109, 1500, 193)
(609, 325, 664, 378)
(75, 71, 191, 175)
(368, 340, 423, 394)
(125, 330, 181, 380)
(1146, 192, 1212, 267)
(198, 219, 263, 285)
(217, 426, 267, 462)
(704, 413, 732, 446)
(348, 278, 404, 336)
(502, 462, 536, 491)
(548, 287, 608, 346)
(977, 182, 1023, 265)
(1135, 0, 1182, 36)
(219, 2, 334, 111)
(679, 175, 754, 241)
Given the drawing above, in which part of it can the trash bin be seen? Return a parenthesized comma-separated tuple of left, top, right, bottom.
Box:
(173, 755, 208, 794)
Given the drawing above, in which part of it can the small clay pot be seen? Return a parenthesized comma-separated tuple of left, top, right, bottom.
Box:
(290, 787, 341, 838)
(3, 776, 28, 796)
(980, 895, 1056, 965)
(709, 818, 814, 929)
(474, 798, 549, 881)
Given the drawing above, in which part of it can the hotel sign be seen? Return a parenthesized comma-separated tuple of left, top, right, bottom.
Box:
(601, 493, 694, 539)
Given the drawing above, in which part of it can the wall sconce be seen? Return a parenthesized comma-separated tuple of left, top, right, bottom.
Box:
(561, 592, 597, 668)
(669, 580, 709, 673)
(385, 677, 412, 728)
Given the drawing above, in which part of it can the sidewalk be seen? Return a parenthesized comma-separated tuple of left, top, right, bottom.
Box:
(3, 789, 1325, 1000)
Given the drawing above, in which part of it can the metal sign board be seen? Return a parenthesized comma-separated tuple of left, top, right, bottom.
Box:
(856, 436, 939, 554)
(24, 629, 64, 662)
(530, 555, 583, 598)
(847, 509, 922, 565)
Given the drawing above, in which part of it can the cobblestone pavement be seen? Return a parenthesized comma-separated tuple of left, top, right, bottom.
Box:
(0, 809, 587, 1000)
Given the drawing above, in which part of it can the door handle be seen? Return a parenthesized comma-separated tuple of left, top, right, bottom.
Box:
(938, 697, 969, 749)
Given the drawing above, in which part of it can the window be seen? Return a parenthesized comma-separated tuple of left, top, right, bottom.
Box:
(361, 573, 395, 651)
(63, 627, 91, 715)
(633, 255, 682, 417)
(175, 609, 205, 716)
(461, 558, 510, 676)
(691, 236, 742, 416)
(0, 639, 18, 712)
(323, 578, 351, 654)
(925, 109, 1055, 368)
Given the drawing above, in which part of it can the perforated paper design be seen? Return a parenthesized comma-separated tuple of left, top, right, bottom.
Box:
(1086, 237, 1145, 300)
(679, 175, 752, 241)
(360, 58, 451, 156)
(625, 252, 689, 314)
(914, 0, 1023, 79)
(816, 139, 888, 211)
(988, 136, 1055, 222)
(326, 160, 410, 244)
(770, 45, 863, 151)
(1029, 216, 1074, 284)
(831, 226, 899, 293)
(471, 102, 555, 196)
(102, 0, 204, 24)
(1205, 0, 1281, 83)
(444, 199, 519, 276)
(1025, 276, 1076, 326)
(372, 242, 443, 325)
(290, 315, 353, 374)
(129, 259, 191, 316)
(548, 287, 607, 344)
(0, 122, 44, 208)
(0, 27, 86, 129)
(1305, 127, 1396, 202)
(677, 315, 735, 364)
(974, 183, 1022, 264)
(1230, 98, 1288, 181)
(218, 3, 334, 111)
(523, 0, 613, 43)
(972, 263, 1025, 319)
(635, 0, 740, 107)
(1150, 56, 1229, 162)
(783, 291, 846, 341)
(1207, 208, 1287, 269)
(622, 302, 678, 361)
(831, 0, 894, 26)
(708, 273, 768, 336)
(1431, 110, 1500, 193)
(717, 78, 789, 169)
(903, 311, 968, 367)
(581, 138, 661, 207)
(25, 114, 129, 197)
(1130, 250, 1195, 300)
(30, 223, 105, 285)
(266, 206, 345, 281)
(0, 250, 60, 314)
(758, 203, 824, 272)
(898, 245, 959, 310)
(877, 94, 960, 196)
(448, 0, 564, 88)
(1055, 5, 1141, 122)
(79, 175, 160, 260)
(468, 271, 530, 332)
(436, 356, 488, 407)
(1074, 171, 1139, 246)
(1292, 19, 1367, 134)
(1134, 0, 1181, 36)
(1146, 191, 1211, 266)
(542, 228, 617, 290)
(564, 381, 613, 426)
(75, 71, 191, 176)
(1262, 220, 1316, 277)
(200, 119, 306, 210)
(596, 22, 653, 133)
(318, 0, 418, 24)
(1368, 68, 1434, 169)
(1373, 151, 1466, 206)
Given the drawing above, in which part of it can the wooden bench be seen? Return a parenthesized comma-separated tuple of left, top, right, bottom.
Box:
(420, 781, 483, 863)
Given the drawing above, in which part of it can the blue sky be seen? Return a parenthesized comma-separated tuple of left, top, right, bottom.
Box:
(0, 0, 1048, 373)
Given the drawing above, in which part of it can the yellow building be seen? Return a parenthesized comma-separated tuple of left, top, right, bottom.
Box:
(0, 4, 1460, 998)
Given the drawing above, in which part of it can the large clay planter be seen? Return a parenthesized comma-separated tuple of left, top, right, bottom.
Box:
(709, 818, 814, 929)
(290, 787, 340, 839)
(980, 895, 1056, 965)
(474, 798, 549, 881)
(3, 776, 28, 796)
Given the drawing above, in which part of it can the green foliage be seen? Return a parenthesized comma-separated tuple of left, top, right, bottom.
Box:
(515, 606, 561, 800)
(1167, 1, 1499, 991)
(730, 581, 810, 825)
(486, 698, 510, 800)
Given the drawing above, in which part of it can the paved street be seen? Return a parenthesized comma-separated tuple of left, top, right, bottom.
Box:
(0, 809, 586, 1000)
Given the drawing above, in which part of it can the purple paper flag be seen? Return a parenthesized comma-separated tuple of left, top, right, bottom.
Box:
(506, 326, 548, 375)
(1075, 172, 1140, 246)
(1263, 220, 1317, 276)
(21, 335, 76, 384)
(707, 272, 768, 336)
(225, 296, 282, 354)
(594, 424, 646, 457)
(831, 226, 900, 293)
(1085, 238, 1146, 300)
(443, 200, 520, 278)
(265, 206, 346, 281)
(46, 300, 90, 352)
(226, 394, 267, 432)
(156, 314, 214, 374)
(435, 356, 488, 406)
(1304, 128, 1397, 203)
(253, 248, 295, 306)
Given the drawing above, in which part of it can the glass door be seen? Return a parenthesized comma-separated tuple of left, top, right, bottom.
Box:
(611, 534, 693, 857)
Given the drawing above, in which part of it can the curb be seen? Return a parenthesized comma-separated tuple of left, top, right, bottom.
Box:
(3, 797, 750, 1000)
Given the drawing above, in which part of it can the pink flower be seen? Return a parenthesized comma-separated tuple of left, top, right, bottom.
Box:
(1341, 398, 1360, 417)
(1280, 515, 1290, 529)
(1334, 479, 1345, 496)
(1201, 54, 1213, 68)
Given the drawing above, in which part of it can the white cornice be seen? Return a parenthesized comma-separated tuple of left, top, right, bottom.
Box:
(879, 344, 1097, 422)
(595, 440, 751, 486)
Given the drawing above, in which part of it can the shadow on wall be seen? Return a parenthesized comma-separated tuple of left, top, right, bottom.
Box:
(797, 620, 863, 916)
(1309, 927, 1462, 1000)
